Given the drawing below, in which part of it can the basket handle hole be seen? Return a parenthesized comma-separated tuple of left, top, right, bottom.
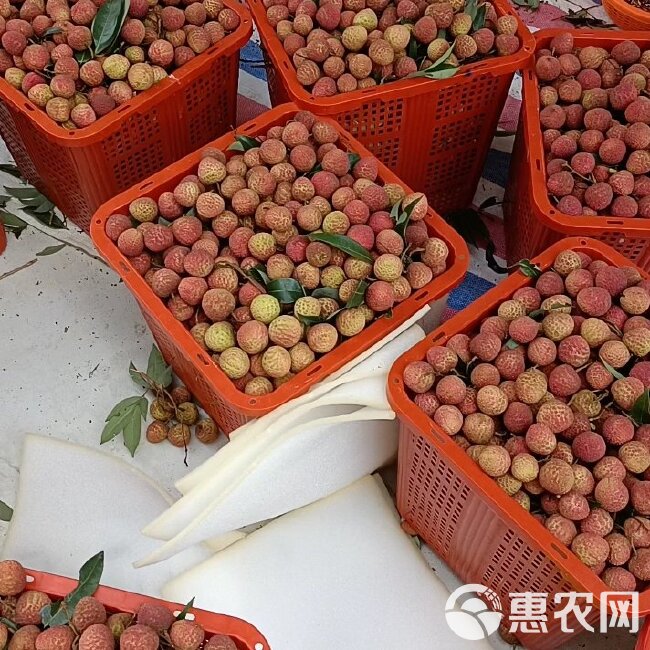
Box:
(118, 261, 131, 274)
(550, 542, 568, 560)
(255, 644, 264, 650)
(139, 181, 154, 191)
(25, 574, 35, 583)
(197, 353, 210, 366)
(23, 102, 34, 112)
(172, 611, 195, 620)
(606, 220, 624, 226)
(306, 364, 322, 377)
(580, 239, 588, 245)
(429, 330, 446, 343)
(249, 398, 257, 405)
(429, 424, 447, 444)
(414, 290, 430, 302)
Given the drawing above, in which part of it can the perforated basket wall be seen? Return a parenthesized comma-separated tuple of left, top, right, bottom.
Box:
(91, 103, 469, 434)
(249, 0, 535, 217)
(388, 237, 650, 650)
(0, 0, 252, 232)
(24, 569, 270, 650)
(504, 29, 650, 271)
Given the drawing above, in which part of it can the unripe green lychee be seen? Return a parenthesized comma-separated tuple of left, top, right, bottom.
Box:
(261, 345, 292, 378)
(250, 295, 281, 324)
(102, 54, 130, 80)
(205, 322, 236, 352)
(294, 296, 321, 319)
(219, 347, 250, 380)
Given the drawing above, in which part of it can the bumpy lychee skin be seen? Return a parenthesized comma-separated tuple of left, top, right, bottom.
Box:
(0, 560, 26, 596)
(72, 597, 107, 633)
(403, 361, 434, 394)
(136, 603, 174, 633)
(15, 590, 52, 626)
(119, 624, 159, 650)
(477, 446, 511, 478)
(546, 514, 578, 546)
(571, 532, 610, 568)
(539, 459, 574, 495)
(36, 626, 75, 650)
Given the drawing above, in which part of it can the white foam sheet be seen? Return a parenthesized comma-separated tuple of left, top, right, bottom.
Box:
(136, 408, 397, 566)
(144, 374, 390, 542)
(174, 314, 428, 496)
(163, 475, 492, 650)
(1, 435, 210, 597)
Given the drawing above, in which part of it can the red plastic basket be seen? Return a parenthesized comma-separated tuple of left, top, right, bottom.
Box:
(247, 0, 535, 216)
(638, 618, 650, 650)
(0, 1, 252, 233)
(602, 0, 650, 31)
(91, 103, 469, 434)
(504, 29, 650, 271)
(388, 237, 649, 650)
(23, 568, 270, 650)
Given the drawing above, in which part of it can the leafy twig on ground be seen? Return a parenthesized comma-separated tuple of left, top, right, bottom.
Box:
(0, 259, 38, 281)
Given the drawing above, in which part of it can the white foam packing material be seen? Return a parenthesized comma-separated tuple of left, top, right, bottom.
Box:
(162, 475, 492, 650)
(1, 435, 210, 597)
(174, 309, 429, 496)
(136, 407, 397, 566)
(144, 374, 389, 542)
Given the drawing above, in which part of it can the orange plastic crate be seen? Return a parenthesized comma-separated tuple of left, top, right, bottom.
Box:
(638, 618, 650, 650)
(388, 237, 649, 650)
(504, 29, 650, 271)
(91, 103, 469, 434)
(246, 0, 535, 216)
(603, 0, 650, 31)
(23, 568, 270, 650)
(0, 0, 252, 233)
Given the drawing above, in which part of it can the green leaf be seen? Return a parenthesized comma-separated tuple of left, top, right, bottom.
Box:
(311, 287, 340, 300)
(504, 339, 520, 350)
(412, 64, 459, 80)
(146, 345, 173, 388)
(247, 265, 270, 288)
(0, 163, 22, 179)
(345, 280, 368, 309)
(308, 232, 373, 264)
(305, 162, 323, 177)
(122, 408, 142, 457)
(3, 186, 40, 200)
(0, 500, 13, 522)
(100, 410, 132, 444)
(266, 278, 305, 305)
(601, 360, 626, 381)
(0, 617, 17, 633)
(75, 49, 93, 64)
(129, 362, 149, 389)
(437, 28, 446, 39)
(36, 244, 66, 257)
(465, 0, 477, 21)
(0, 210, 27, 238)
(227, 135, 261, 152)
(393, 196, 423, 238)
(175, 598, 195, 620)
(297, 314, 325, 326)
(92, 0, 129, 55)
(348, 153, 361, 169)
(407, 36, 418, 59)
(43, 26, 63, 37)
(472, 4, 487, 29)
(104, 395, 145, 421)
(518, 259, 542, 279)
(42, 551, 104, 627)
(631, 389, 650, 426)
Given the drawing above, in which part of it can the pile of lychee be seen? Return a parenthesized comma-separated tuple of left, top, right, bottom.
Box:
(0, 559, 238, 650)
(145, 384, 219, 447)
(537, 32, 650, 218)
(403, 249, 650, 589)
(262, 0, 522, 96)
(0, 0, 240, 128)
(105, 111, 449, 397)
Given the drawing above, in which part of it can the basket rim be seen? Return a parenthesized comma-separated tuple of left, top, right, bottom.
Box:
(523, 28, 650, 237)
(0, 0, 252, 146)
(247, 0, 535, 113)
(25, 568, 270, 649)
(91, 102, 469, 419)
(387, 236, 650, 615)
(602, 0, 650, 28)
